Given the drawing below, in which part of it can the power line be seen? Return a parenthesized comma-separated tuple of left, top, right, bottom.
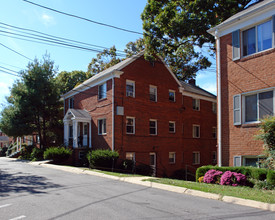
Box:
(0, 66, 20, 75)
(0, 42, 33, 61)
(22, 0, 143, 36)
(0, 69, 20, 77)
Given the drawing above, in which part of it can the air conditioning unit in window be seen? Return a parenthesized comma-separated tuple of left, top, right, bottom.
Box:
(127, 91, 134, 97)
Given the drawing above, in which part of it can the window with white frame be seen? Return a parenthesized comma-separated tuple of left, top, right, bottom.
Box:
(212, 102, 217, 114)
(149, 119, 157, 135)
(126, 80, 135, 97)
(192, 125, 200, 138)
(98, 118, 106, 135)
(69, 97, 74, 108)
(234, 89, 274, 125)
(169, 121, 175, 133)
(243, 20, 272, 56)
(169, 90, 175, 102)
(192, 152, 200, 165)
(169, 152, 176, 164)
(98, 83, 107, 100)
(212, 127, 217, 139)
(192, 98, 200, 110)
(126, 152, 135, 161)
(149, 85, 157, 102)
(126, 117, 135, 134)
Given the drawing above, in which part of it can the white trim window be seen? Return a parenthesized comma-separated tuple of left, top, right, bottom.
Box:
(169, 121, 176, 133)
(192, 152, 200, 165)
(243, 90, 274, 123)
(98, 83, 107, 100)
(98, 118, 106, 135)
(242, 20, 273, 56)
(126, 80, 135, 97)
(126, 152, 135, 161)
(169, 90, 175, 102)
(149, 119, 157, 135)
(192, 125, 200, 138)
(149, 85, 157, 102)
(169, 152, 176, 164)
(192, 98, 200, 111)
(126, 117, 135, 134)
(212, 127, 217, 139)
(69, 97, 74, 108)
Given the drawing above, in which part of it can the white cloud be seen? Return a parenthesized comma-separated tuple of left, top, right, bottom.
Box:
(41, 13, 56, 26)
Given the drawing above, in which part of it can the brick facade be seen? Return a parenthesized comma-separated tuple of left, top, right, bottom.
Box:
(64, 55, 217, 177)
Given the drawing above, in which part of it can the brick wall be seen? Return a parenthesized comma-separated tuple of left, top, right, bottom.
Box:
(220, 32, 275, 166)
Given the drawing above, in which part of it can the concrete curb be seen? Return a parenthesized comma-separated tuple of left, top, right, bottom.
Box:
(27, 160, 275, 212)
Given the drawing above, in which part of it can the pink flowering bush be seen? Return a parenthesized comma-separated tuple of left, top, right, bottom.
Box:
(203, 169, 223, 184)
(220, 171, 246, 186)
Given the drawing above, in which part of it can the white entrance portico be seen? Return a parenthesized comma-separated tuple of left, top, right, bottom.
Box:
(63, 109, 92, 148)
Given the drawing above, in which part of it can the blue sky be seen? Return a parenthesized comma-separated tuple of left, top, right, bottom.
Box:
(0, 0, 216, 112)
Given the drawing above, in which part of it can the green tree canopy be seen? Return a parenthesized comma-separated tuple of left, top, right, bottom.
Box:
(141, 0, 255, 80)
(55, 70, 93, 95)
(0, 55, 62, 148)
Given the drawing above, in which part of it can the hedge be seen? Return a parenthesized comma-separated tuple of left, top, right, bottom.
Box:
(196, 165, 270, 183)
(86, 149, 119, 169)
(43, 147, 72, 164)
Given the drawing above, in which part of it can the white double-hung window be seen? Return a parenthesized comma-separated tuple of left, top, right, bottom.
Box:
(98, 83, 107, 100)
(126, 80, 135, 97)
(234, 89, 274, 125)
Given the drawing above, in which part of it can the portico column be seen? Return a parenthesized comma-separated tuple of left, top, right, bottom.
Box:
(64, 120, 69, 146)
(73, 120, 78, 148)
(89, 121, 92, 148)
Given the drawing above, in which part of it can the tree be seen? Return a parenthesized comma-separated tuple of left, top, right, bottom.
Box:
(0, 55, 62, 148)
(256, 116, 275, 170)
(55, 70, 93, 95)
(141, 0, 256, 80)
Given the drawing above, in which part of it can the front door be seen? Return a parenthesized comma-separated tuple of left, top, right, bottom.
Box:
(149, 152, 156, 176)
(83, 123, 88, 147)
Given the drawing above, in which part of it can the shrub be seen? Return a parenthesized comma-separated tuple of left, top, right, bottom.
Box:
(119, 159, 135, 173)
(203, 169, 223, 184)
(0, 146, 8, 157)
(198, 176, 204, 183)
(43, 147, 72, 164)
(254, 180, 274, 190)
(86, 149, 119, 169)
(267, 170, 275, 185)
(220, 171, 246, 186)
(19, 144, 34, 160)
(30, 148, 44, 161)
(135, 163, 154, 176)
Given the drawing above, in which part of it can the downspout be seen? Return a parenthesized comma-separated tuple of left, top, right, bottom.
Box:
(215, 29, 222, 167)
(112, 75, 115, 152)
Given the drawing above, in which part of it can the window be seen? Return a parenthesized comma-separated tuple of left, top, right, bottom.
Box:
(212, 102, 217, 114)
(126, 80, 135, 97)
(243, 20, 272, 56)
(192, 99, 200, 110)
(69, 97, 74, 108)
(149, 85, 157, 102)
(126, 152, 135, 161)
(192, 152, 200, 165)
(83, 124, 88, 135)
(212, 127, 217, 139)
(169, 152, 176, 164)
(149, 119, 157, 135)
(98, 119, 106, 135)
(212, 151, 217, 164)
(98, 83, 107, 100)
(169, 121, 175, 133)
(169, 90, 175, 102)
(244, 90, 274, 123)
(126, 117, 135, 134)
(69, 125, 73, 138)
(193, 125, 200, 138)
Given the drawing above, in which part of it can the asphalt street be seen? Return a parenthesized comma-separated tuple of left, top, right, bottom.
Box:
(0, 157, 274, 220)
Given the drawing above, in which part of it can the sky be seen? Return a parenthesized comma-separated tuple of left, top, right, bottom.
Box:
(0, 0, 216, 112)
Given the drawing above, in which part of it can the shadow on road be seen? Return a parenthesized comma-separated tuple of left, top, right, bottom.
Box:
(0, 169, 62, 197)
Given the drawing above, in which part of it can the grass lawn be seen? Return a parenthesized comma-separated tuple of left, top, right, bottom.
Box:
(145, 178, 275, 204)
(91, 169, 143, 177)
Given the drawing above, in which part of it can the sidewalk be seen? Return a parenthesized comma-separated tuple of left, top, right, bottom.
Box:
(30, 160, 275, 212)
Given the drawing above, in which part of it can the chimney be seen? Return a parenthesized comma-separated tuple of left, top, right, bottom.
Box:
(188, 78, 196, 86)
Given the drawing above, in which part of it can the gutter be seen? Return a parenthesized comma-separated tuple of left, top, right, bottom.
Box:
(215, 29, 222, 167)
(112, 75, 115, 152)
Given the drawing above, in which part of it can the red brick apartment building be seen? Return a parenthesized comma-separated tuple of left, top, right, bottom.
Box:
(208, 0, 275, 167)
(62, 52, 217, 177)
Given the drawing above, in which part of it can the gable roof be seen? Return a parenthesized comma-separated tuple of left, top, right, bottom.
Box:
(63, 108, 91, 121)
